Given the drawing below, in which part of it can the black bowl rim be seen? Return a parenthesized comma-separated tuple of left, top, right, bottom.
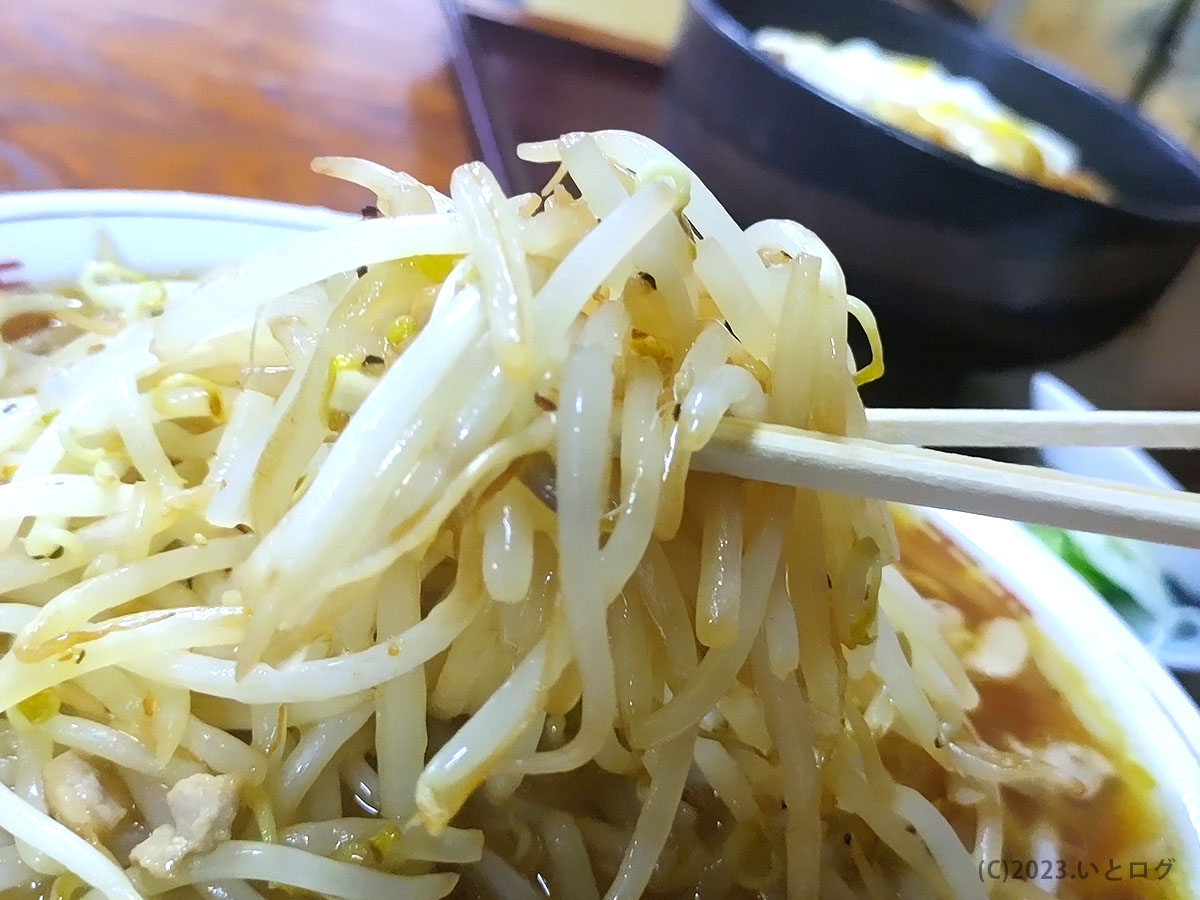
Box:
(690, 0, 1200, 224)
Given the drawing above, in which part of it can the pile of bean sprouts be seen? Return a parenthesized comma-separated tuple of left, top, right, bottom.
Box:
(0, 131, 1124, 900)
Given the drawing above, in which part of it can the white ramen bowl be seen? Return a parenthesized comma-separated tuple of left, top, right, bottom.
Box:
(3, 189, 1198, 893)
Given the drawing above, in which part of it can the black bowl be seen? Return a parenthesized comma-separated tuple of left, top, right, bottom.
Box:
(664, 0, 1200, 368)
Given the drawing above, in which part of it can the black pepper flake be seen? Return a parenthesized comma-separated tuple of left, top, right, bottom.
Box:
(75, 649, 86, 664)
(360, 205, 381, 218)
(356, 265, 368, 278)
(843, 833, 852, 845)
(235, 523, 252, 534)
(934, 735, 945, 748)
(825, 574, 833, 589)
(534, 394, 557, 412)
(363, 354, 385, 367)
(672, 403, 682, 421)
(2, 403, 15, 414)
(638, 271, 657, 290)
(905, 824, 917, 834)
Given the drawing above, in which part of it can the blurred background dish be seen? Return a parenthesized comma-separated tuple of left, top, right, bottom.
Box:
(664, 0, 1200, 372)
(747, 26, 1114, 201)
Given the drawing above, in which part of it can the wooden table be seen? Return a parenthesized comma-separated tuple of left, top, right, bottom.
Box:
(0, 0, 471, 210)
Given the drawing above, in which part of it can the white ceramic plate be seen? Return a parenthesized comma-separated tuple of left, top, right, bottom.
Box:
(4, 190, 1199, 892)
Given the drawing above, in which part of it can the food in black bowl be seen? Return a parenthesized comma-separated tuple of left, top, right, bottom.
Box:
(751, 27, 1112, 202)
(664, 0, 1200, 368)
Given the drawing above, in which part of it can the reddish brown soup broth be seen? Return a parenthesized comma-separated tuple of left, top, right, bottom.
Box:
(894, 509, 1181, 900)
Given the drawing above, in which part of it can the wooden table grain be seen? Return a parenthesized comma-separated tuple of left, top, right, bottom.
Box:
(0, 0, 472, 210)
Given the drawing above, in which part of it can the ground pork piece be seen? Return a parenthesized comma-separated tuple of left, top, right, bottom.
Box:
(130, 772, 242, 878)
(1008, 737, 1116, 800)
(43, 750, 127, 841)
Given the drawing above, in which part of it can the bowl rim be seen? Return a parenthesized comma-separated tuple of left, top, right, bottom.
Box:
(685, 0, 1200, 223)
(5, 187, 1200, 886)
(0, 188, 351, 229)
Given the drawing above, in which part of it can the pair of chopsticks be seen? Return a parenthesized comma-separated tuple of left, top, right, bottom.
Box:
(694, 409, 1200, 549)
(863, 408, 1200, 449)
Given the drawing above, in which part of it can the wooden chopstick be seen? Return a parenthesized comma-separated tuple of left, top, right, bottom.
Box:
(864, 408, 1200, 448)
(695, 419, 1200, 549)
